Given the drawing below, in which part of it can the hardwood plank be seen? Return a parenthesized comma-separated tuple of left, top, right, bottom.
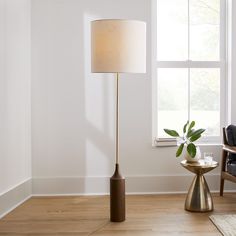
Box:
(0, 194, 236, 235)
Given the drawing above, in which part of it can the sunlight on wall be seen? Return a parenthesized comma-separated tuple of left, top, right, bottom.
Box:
(84, 13, 115, 183)
(84, 13, 115, 138)
(85, 140, 110, 176)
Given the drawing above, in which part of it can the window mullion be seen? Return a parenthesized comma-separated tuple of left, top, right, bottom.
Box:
(188, 0, 190, 61)
(188, 0, 190, 122)
(156, 61, 221, 68)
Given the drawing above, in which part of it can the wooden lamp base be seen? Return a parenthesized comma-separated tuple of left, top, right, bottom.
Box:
(110, 164, 125, 222)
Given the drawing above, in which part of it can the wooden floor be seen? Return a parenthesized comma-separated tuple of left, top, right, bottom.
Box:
(0, 194, 236, 235)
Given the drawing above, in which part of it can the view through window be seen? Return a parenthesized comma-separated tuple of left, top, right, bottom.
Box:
(155, 0, 225, 141)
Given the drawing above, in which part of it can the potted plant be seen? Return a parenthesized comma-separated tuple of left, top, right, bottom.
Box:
(164, 121, 205, 162)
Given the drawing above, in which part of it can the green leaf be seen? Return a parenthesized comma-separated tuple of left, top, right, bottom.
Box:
(164, 129, 179, 137)
(190, 129, 205, 137)
(190, 134, 201, 142)
(188, 121, 195, 132)
(187, 129, 195, 138)
(187, 143, 196, 158)
(183, 120, 189, 134)
(176, 143, 184, 157)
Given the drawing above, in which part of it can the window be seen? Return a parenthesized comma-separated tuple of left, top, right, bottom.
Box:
(152, 0, 226, 144)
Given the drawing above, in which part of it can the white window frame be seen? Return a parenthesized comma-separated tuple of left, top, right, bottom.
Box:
(151, 0, 227, 146)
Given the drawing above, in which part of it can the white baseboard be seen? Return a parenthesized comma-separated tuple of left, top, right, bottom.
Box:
(0, 179, 32, 219)
(0, 175, 235, 217)
(32, 174, 236, 195)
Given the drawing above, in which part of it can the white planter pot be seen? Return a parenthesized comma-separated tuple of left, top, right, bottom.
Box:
(183, 146, 201, 163)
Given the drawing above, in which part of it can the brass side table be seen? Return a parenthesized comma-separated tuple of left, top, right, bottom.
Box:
(181, 160, 218, 212)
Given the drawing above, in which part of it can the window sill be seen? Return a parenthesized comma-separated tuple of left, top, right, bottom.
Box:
(154, 138, 177, 147)
(153, 138, 222, 147)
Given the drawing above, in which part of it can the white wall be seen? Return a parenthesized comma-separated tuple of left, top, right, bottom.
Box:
(229, 0, 236, 124)
(31, 0, 236, 194)
(0, 0, 31, 195)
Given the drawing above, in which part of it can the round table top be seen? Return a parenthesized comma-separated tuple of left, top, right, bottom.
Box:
(180, 160, 218, 174)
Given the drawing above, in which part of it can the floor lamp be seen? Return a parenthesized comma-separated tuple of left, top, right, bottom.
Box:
(91, 19, 146, 222)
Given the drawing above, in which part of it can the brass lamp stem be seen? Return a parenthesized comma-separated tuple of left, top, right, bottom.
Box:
(110, 72, 125, 222)
(116, 72, 119, 165)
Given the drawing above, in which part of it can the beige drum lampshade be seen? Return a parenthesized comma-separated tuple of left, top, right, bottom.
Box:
(91, 19, 146, 73)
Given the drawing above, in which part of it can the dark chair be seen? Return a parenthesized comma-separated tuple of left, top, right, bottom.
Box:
(220, 126, 236, 196)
